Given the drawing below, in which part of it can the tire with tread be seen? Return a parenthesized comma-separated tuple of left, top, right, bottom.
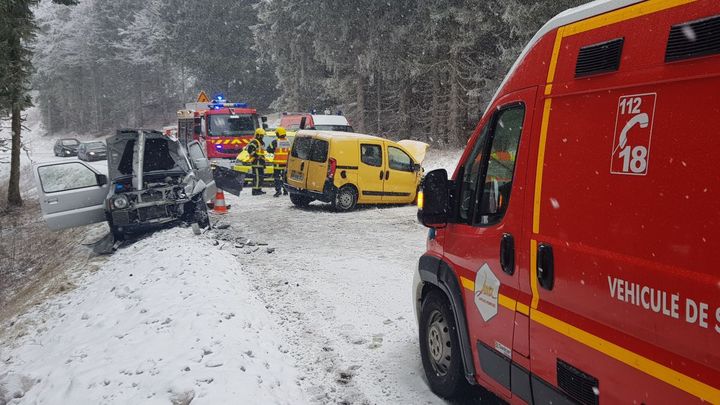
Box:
(419, 289, 470, 399)
(333, 185, 358, 212)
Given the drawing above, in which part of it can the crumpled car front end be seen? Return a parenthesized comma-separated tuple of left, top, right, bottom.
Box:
(105, 130, 207, 235)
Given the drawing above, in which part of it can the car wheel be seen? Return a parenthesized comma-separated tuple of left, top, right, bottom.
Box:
(419, 289, 469, 399)
(289, 193, 312, 207)
(333, 185, 358, 212)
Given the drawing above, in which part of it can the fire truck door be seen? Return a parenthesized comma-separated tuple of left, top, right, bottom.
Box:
(442, 87, 535, 399)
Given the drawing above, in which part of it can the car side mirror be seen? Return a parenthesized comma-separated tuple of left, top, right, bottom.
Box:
(417, 169, 450, 228)
(413, 163, 422, 172)
(96, 173, 108, 186)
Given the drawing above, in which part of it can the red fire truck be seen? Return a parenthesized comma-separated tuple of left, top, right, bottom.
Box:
(177, 95, 265, 164)
(415, 0, 720, 404)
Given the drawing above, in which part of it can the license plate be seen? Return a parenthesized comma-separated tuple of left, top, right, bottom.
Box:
(290, 171, 304, 181)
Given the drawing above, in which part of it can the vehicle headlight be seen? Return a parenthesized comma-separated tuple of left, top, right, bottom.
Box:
(113, 195, 129, 209)
(64, 149, 71, 154)
(90, 152, 95, 155)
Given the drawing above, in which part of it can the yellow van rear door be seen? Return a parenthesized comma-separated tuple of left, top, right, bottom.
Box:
(383, 143, 419, 203)
(357, 141, 385, 204)
(306, 138, 330, 192)
(287, 136, 312, 189)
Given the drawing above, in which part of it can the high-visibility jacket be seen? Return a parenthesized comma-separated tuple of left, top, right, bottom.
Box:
(245, 138, 266, 166)
(268, 138, 291, 166)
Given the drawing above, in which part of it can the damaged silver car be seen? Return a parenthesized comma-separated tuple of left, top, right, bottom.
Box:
(34, 129, 217, 239)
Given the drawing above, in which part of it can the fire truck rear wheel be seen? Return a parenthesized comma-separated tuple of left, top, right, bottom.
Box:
(419, 289, 469, 399)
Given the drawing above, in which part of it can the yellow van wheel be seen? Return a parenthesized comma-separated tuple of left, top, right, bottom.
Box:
(333, 185, 358, 212)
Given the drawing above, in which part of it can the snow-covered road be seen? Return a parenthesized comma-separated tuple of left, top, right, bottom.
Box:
(0, 149, 491, 404)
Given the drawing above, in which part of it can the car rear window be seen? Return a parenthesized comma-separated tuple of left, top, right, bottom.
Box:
(309, 140, 328, 163)
(291, 137, 328, 163)
(291, 137, 312, 160)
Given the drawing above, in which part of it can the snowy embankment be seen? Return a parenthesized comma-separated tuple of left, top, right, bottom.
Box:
(1, 145, 466, 404)
(0, 227, 306, 404)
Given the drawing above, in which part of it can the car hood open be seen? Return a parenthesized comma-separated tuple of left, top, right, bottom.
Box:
(397, 140, 430, 164)
(107, 129, 191, 183)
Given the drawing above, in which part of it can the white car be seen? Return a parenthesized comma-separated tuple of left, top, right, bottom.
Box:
(34, 129, 217, 239)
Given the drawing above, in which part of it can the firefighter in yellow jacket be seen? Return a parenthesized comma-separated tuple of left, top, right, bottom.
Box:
(266, 126, 291, 197)
(246, 128, 267, 195)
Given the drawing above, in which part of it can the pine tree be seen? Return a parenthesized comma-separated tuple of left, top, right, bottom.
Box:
(0, 0, 76, 207)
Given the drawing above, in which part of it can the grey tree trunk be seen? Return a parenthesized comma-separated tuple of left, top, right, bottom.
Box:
(355, 73, 366, 133)
(429, 70, 444, 144)
(398, 80, 411, 139)
(8, 104, 23, 207)
(448, 65, 461, 147)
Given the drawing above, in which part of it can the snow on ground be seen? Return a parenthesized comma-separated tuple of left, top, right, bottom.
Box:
(1, 146, 477, 404)
(1, 227, 306, 404)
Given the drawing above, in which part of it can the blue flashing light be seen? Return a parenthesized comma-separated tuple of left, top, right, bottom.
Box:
(215, 144, 223, 150)
(233, 103, 248, 108)
(115, 183, 124, 192)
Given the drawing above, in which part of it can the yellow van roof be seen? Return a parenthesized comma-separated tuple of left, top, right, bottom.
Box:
(295, 130, 385, 142)
(296, 130, 429, 163)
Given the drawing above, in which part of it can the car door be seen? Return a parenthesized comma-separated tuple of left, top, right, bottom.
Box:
(187, 141, 217, 202)
(34, 161, 110, 230)
(287, 136, 311, 190)
(305, 138, 330, 193)
(442, 88, 535, 399)
(382, 143, 419, 204)
(357, 141, 385, 204)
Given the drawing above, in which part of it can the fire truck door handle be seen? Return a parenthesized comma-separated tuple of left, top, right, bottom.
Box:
(536, 243, 554, 290)
(500, 233, 514, 275)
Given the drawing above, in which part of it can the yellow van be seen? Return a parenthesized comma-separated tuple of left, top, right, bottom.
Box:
(285, 130, 428, 211)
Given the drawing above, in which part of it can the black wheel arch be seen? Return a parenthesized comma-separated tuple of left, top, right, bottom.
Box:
(418, 254, 477, 386)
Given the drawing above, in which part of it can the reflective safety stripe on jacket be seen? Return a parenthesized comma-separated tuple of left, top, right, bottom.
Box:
(247, 139, 266, 164)
(273, 139, 291, 166)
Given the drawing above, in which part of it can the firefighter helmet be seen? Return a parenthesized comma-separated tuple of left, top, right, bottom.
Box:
(276, 127, 287, 137)
(254, 128, 266, 138)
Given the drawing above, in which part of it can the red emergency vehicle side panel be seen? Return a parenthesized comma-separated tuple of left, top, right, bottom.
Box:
(526, 2, 720, 403)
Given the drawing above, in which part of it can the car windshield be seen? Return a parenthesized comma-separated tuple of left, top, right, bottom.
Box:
(61, 139, 79, 146)
(87, 142, 105, 148)
(208, 114, 256, 136)
(314, 125, 354, 132)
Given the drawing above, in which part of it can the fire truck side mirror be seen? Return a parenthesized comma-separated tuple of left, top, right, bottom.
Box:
(261, 116, 268, 123)
(300, 117, 307, 130)
(417, 169, 450, 228)
(262, 123, 269, 130)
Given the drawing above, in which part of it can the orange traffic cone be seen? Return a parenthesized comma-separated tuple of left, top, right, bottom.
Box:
(212, 189, 228, 215)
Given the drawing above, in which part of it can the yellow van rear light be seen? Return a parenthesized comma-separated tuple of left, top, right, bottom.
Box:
(417, 190, 424, 209)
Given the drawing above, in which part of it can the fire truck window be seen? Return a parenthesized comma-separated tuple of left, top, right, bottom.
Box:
(208, 115, 255, 136)
(475, 105, 525, 225)
(458, 124, 490, 223)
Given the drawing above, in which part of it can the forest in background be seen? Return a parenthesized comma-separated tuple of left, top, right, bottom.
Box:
(33, 0, 587, 145)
